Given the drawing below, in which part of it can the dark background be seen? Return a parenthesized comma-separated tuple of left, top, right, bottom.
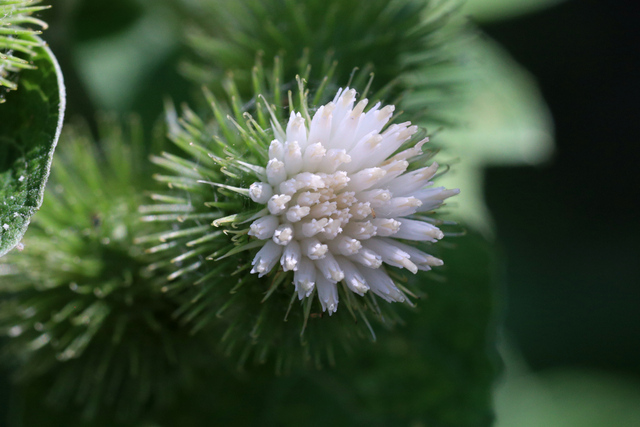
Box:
(483, 0, 640, 377)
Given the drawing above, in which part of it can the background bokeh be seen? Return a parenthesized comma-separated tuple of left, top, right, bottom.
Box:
(2, 0, 638, 425)
(482, 1, 640, 424)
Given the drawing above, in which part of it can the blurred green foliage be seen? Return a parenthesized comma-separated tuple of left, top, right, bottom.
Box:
(495, 346, 640, 427)
(72, 0, 143, 40)
(464, 0, 566, 22)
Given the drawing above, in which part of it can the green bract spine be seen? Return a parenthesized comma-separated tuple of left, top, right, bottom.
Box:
(0, 0, 50, 99)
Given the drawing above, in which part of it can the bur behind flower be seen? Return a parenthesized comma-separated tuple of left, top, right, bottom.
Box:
(0, 118, 213, 420)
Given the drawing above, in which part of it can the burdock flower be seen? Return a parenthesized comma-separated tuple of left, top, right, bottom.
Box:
(146, 70, 460, 368)
(245, 88, 458, 314)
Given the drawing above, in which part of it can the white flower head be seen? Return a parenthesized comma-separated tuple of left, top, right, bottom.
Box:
(247, 88, 459, 314)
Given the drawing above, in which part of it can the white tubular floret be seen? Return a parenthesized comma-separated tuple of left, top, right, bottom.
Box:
(283, 140, 303, 176)
(384, 163, 439, 196)
(286, 112, 308, 148)
(344, 221, 377, 240)
(249, 215, 279, 240)
(272, 223, 294, 246)
(300, 237, 328, 260)
(249, 182, 273, 204)
(346, 167, 387, 192)
(315, 252, 344, 282)
(286, 205, 311, 222)
(359, 267, 406, 303)
(363, 238, 418, 274)
(373, 197, 422, 218)
(307, 103, 334, 147)
(294, 256, 316, 299)
(317, 149, 351, 173)
(394, 218, 444, 242)
(268, 140, 284, 161)
(267, 194, 292, 215)
(378, 238, 443, 271)
(266, 158, 287, 186)
(328, 235, 362, 256)
(250, 240, 283, 278)
(349, 247, 382, 268)
(356, 189, 392, 208)
(415, 187, 460, 212)
(297, 218, 329, 238)
(335, 256, 369, 295)
(281, 240, 301, 272)
(370, 218, 400, 237)
(316, 274, 339, 315)
(302, 142, 326, 172)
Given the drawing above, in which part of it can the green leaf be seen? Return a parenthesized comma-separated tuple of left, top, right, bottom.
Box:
(495, 346, 640, 427)
(73, 8, 178, 111)
(0, 34, 66, 257)
(73, 0, 143, 41)
(405, 36, 554, 234)
(463, 0, 567, 22)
